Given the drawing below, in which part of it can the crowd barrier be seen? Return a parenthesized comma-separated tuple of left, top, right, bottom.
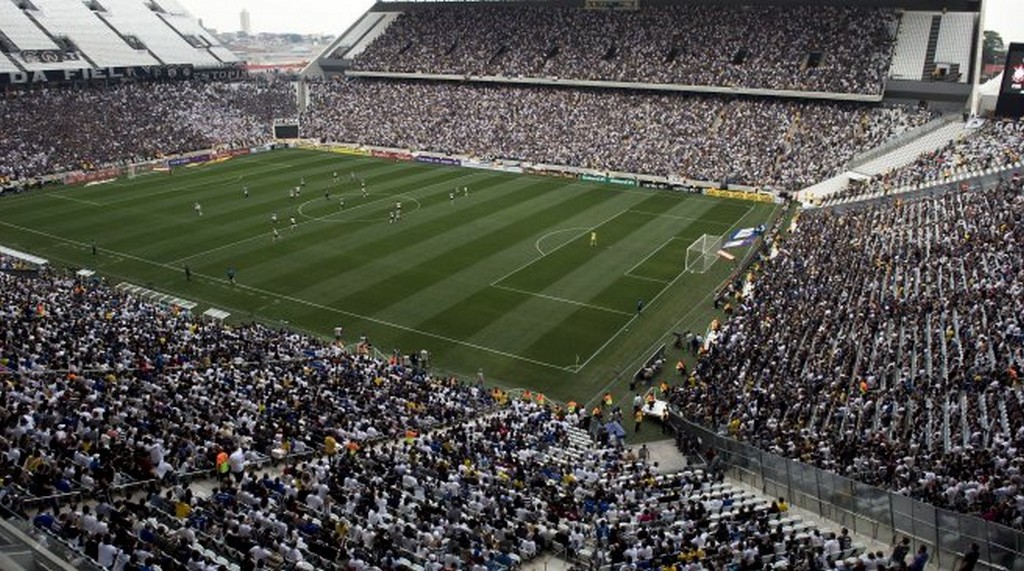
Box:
(669, 414, 1023, 571)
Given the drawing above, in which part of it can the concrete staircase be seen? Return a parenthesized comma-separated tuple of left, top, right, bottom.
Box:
(850, 120, 966, 177)
(799, 118, 966, 206)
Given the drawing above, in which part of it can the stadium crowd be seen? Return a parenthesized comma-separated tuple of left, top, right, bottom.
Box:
(0, 268, 489, 567)
(0, 79, 295, 184)
(303, 79, 933, 190)
(0, 269, 497, 491)
(829, 119, 1024, 203)
(350, 5, 897, 95)
(0, 266, 895, 570)
(674, 178, 1024, 530)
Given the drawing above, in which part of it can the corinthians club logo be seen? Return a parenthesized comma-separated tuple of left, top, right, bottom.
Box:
(1014, 64, 1024, 86)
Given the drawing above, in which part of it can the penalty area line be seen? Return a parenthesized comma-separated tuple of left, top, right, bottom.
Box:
(491, 283, 633, 317)
(0, 219, 575, 374)
(580, 203, 761, 404)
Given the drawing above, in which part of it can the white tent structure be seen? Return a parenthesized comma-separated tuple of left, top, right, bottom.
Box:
(978, 72, 1002, 114)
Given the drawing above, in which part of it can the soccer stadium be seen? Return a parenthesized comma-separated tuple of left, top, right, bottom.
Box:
(0, 0, 1022, 569)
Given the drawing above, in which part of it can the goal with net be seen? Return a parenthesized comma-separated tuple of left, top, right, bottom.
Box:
(685, 234, 724, 273)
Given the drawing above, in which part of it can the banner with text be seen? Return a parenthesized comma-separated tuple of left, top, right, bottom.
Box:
(1, 64, 197, 86)
(415, 155, 460, 167)
(64, 167, 122, 185)
(706, 188, 774, 203)
(167, 154, 212, 168)
(371, 150, 413, 162)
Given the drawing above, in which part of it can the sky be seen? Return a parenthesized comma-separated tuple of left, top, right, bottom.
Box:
(176, 0, 1024, 44)
(176, 0, 375, 36)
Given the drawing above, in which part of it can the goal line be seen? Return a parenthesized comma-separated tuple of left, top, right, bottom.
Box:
(684, 233, 724, 274)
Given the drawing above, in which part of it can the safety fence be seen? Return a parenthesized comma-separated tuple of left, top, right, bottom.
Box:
(670, 414, 1023, 571)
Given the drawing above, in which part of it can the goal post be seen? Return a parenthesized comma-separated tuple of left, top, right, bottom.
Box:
(685, 233, 724, 273)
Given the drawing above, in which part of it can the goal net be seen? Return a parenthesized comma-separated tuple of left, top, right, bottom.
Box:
(685, 234, 724, 274)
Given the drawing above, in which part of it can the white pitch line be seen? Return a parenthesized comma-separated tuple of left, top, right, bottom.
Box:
(167, 157, 535, 266)
(491, 208, 631, 287)
(101, 158, 313, 205)
(624, 274, 671, 284)
(575, 203, 756, 374)
(624, 236, 683, 277)
(211, 283, 578, 373)
(628, 209, 736, 226)
(173, 187, 429, 265)
(491, 283, 632, 316)
(172, 191, 401, 265)
(0, 219, 575, 373)
(581, 203, 765, 401)
(46, 193, 103, 207)
(295, 191, 421, 223)
(534, 226, 590, 256)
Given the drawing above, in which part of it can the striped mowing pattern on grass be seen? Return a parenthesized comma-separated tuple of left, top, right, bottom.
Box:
(0, 149, 776, 402)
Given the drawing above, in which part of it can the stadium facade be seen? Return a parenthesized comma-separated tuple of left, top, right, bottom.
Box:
(0, 0, 242, 86)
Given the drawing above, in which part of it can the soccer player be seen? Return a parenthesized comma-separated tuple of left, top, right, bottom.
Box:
(227, 267, 236, 285)
(242, 186, 249, 198)
(300, 177, 306, 187)
(288, 188, 295, 199)
(290, 217, 297, 230)
(194, 202, 203, 217)
(590, 231, 597, 246)
(449, 191, 455, 203)
(636, 299, 644, 316)
(463, 186, 469, 197)
(271, 212, 278, 224)
(272, 228, 280, 242)
(332, 171, 339, 184)
(325, 189, 330, 200)
(339, 198, 345, 209)
(389, 210, 396, 224)
(295, 185, 301, 197)
(361, 183, 368, 198)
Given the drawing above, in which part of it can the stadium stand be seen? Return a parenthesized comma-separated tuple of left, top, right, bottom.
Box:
(93, 0, 223, 67)
(932, 12, 976, 83)
(0, 0, 238, 75)
(0, 267, 885, 570)
(0, 80, 296, 183)
(27, 0, 158, 68)
(826, 118, 1024, 204)
(347, 4, 898, 96)
(672, 175, 1024, 531)
(150, 0, 239, 65)
(889, 12, 935, 81)
(0, 53, 20, 74)
(300, 78, 934, 191)
(0, 0, 65, 52)
(4, 0, 1016, 567)
(327, 12, 398, 61)
(0, 0, 88, 72)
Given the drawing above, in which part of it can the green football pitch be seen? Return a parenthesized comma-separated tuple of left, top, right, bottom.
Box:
(0, 149, 776, 405)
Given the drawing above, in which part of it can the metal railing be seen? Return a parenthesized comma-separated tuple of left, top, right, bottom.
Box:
(670, 413, 1023, 571)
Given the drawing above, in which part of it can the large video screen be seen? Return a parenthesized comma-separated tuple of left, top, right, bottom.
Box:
(274, 124, 299, 139)
(996, 43, 1024, 118)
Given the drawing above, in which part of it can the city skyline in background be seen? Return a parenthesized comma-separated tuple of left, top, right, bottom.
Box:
(176, 0, 1024, 45)
(178, 0, 374, 36)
